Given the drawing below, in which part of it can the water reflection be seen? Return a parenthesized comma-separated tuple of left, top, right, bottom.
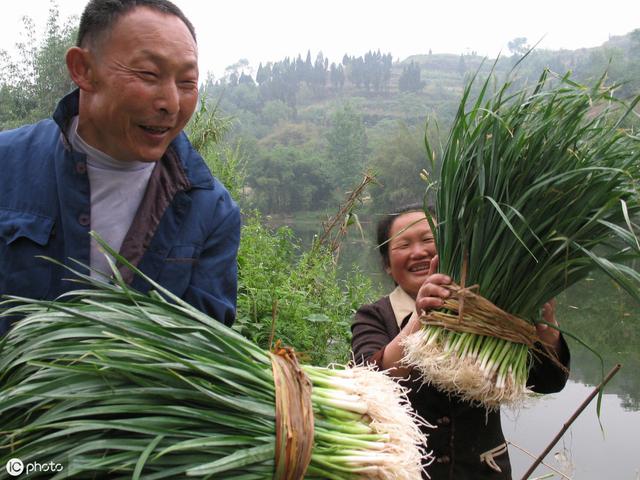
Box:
(557, 271, 640, 412)
(503, 381, 640, 479)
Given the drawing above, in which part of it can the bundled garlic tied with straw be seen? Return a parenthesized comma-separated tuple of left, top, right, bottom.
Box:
(0, 233, 431, 479)
(404, 65, 640, 408)
(403, 282, 562, 409)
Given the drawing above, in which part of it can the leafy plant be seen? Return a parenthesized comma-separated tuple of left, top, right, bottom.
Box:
(404, 66, 640, 408)
(235, 212, 373, 365)
(187, 97, 246, 202)
(188, 87, 376, 368)
(0, 240, 427, 479)
(0, 3, 76, 129)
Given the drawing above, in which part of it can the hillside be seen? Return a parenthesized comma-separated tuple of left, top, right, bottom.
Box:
(204, 31, 639, 215)
(1, 10, 636, 216)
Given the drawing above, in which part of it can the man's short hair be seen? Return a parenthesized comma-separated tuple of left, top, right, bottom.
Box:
(77, 0, 196, 49)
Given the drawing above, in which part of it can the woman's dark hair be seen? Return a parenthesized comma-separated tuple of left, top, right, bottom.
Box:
(376, 202, 434, 269)
(77, 0, 196, 49)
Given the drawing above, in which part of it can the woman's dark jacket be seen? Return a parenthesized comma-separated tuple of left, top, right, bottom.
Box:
(352, 295, 571, 480)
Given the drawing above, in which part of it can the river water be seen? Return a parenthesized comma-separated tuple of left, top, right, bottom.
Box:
(281, 217, 640, 479)
(504, 266, 640, 480)
(504, 380, 640, 479)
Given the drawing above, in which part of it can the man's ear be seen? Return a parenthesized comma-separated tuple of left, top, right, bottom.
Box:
(66, 47, 95, 92)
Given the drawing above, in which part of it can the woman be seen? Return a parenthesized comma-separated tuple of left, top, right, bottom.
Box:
(351, 204, 570, 479)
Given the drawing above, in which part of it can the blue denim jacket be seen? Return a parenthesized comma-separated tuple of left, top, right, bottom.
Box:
(0, 90, 240, 335)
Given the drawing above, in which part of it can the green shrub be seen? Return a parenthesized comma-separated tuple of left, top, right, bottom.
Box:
(235, 212, 373, 364)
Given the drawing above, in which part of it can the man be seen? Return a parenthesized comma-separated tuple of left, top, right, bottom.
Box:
(0, 0, 240, 335)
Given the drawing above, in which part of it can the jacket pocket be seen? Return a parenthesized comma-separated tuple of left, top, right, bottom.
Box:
(155, 244, 200, 297)
(0, 208, 55, 299)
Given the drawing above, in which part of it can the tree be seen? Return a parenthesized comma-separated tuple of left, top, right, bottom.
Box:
(228, 82, 260, 111)
(223, 58, 250, 85)
(260, 100, 293, 126)
(398, 61, 424, 92)
(238, 72, 255, 85)
(326, 103, 368, 191)
(337, 64, 346, 89)
(508, 37, 530, 56)
(329, 63, 345, 91)
(368, 122, 431, 212)
(304, 50, 314, 84)
(313, 51, 327, 89)
(343, 51, 392, 93)
(255, 63, 268, 85)
(0, 4, 76, 129)
(247, 145, 334, 213)
(349, 56, 364, 88)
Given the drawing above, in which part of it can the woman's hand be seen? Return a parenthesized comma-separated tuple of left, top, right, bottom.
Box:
(536, 299, 561, 351)
(380, 255, 452, 374)
(415, 255, 452, 313)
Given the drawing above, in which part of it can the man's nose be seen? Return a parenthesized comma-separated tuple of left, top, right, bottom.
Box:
(155, 80, 179, 115)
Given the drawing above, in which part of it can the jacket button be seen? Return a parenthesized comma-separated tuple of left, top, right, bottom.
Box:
(436, 455, 451, 464)
(75, 162, 87, 174)
(78, 213, 90, 226)
(436, 416, 451, 425)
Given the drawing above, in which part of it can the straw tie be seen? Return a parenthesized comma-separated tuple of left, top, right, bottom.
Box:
(269, 345, 315, 480)
(422, 282, 537, 347)
(422, 282, 565, 370)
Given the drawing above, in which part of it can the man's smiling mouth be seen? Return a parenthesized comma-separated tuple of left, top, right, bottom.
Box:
(140, 125, 171, 134)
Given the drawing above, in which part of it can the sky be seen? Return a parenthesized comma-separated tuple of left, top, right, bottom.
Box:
(2, 0, 639, 79)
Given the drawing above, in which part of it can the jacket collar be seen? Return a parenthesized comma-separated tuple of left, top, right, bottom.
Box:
(388, 286, 416, 328)
(52, 89, 213, 190)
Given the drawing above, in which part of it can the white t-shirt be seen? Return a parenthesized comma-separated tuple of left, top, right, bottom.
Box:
(68, 116, 155, 278)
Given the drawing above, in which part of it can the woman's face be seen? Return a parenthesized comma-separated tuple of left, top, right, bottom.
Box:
(386, 211, 436, 299)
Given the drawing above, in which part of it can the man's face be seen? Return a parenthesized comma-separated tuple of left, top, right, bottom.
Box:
(78, 7, 199, 162)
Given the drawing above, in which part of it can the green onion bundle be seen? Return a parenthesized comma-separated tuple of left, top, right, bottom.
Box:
(0, 253, 429, 479)
(404, 68, 640, 408)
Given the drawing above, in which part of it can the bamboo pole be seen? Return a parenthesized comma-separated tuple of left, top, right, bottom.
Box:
(520, 363, 622, 480)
